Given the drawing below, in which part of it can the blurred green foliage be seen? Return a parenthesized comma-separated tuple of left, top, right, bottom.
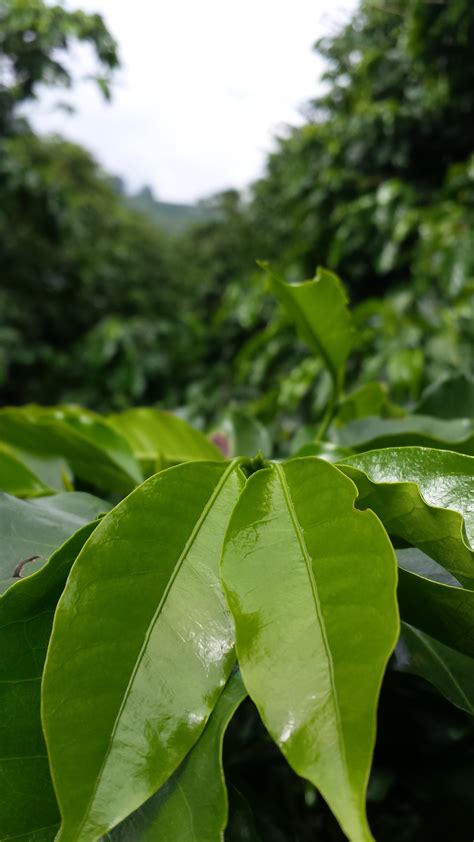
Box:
(0, 0, 118, 130)
(0, 131, 197, 408)
(0, 1, 197, 409)
(0, 0, 473, 423)
(171, 0, 474, 430)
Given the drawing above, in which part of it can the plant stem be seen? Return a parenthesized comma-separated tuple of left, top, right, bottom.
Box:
(315, 388, 339, 441)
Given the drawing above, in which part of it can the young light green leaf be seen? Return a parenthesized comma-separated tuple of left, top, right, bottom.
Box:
(221, 457, 399, 842)
(108, 407, 223, 474)
(0, 522, 98, 842)
(0, 491, 110, 594)
(397, 567, 474, 658)
(0, 405, 143, 494)
(336, 415, 474, 455)
(339, 447, 474, 586)
(106, 671, 247, 842)
(394, 622, 474, 715)
(263, 265, 355, 389)
(42, 460, 244, 841)
(0, 442, 56, 497)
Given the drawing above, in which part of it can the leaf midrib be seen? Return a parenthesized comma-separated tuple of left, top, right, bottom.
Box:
(272, 463, 351, 792)
(75, 461, 237, 837)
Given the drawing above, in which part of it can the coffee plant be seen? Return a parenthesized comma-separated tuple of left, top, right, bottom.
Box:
(0, 268, 472, 842)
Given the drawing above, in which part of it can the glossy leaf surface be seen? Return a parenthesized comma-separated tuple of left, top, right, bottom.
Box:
(107, 671, 246, 841)
(222, 457, 399, 842)
(108, 407, 222, 474)
(336, 415, 474, 455)
(42, 460, 244, 841)
(339, 447, 474, 586)
(264, 265, 355, 387)
(0, 405, 142, 494)
(397, 567, 474, 658)
(395, 622, 474, 715)
(0, 491, 110, 594)
(0, 523, 97, 842)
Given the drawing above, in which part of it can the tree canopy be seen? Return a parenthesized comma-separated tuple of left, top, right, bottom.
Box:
(1, 0, 473, 421)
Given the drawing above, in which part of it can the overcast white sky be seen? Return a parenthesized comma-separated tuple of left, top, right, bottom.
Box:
(27, 0, 357, 203)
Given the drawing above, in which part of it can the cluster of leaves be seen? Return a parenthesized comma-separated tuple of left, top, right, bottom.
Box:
(2, 0, 474, 420)
(164, 0, 474, 424)
(0, 0, 201, 411)
(0, 131, 199, 409)
(0, 0, 118, 131)
(244, 0, 474, 293)
(1, 270, 473, 841)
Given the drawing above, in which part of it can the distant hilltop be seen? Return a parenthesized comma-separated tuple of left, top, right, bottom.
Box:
(110, 180, 214, 235)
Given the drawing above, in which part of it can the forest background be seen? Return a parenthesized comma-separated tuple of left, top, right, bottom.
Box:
(1, 0, 473, 446)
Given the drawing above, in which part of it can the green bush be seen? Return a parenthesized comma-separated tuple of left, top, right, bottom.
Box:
(1, 271, 472, 841)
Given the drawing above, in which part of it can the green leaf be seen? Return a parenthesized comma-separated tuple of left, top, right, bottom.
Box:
(394, 621, 474, 715)
(226, 787, 262, 842)
(0, 442, 56, 497)
(15, 449, 74, 493)
(108, 407, 223, 474)
(0, 405, 143, 494)
(0, 522, 98, 842)
(0, 491, 110, 594)
(292, 441, 354, 463)
(263, 265, 355, 389)
(42, 460, 244, 841)
(221, 457, 399, 842)
(336, 415, 474, 455)
(397, 567, 474, 658)
(396, 547, 460, 586)
(336, 382, 404, 425)
(416, 375, 474, 420)
(338, 447, 474, 586)
(213, 410, 272, 459)
(106, 671, 247, 841)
